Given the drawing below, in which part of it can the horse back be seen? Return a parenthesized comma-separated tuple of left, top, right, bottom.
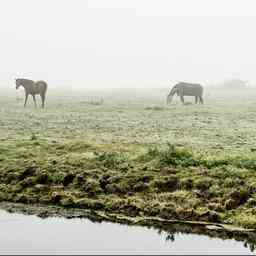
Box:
(177, 82, 203, 96)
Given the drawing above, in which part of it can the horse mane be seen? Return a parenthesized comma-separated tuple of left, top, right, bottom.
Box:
(17, 78, 34, 83)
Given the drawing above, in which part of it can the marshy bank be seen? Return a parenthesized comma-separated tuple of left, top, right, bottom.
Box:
(1, 139, 256, 230)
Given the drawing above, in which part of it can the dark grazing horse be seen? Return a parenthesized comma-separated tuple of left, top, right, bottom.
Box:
(15, 78, 48, 108)
(167, 82, 204, 104)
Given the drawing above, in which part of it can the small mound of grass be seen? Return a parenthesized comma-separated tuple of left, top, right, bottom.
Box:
(143, 143, 199, 167)
(94, 151, 127, 169)
(158, 144, 199, 167)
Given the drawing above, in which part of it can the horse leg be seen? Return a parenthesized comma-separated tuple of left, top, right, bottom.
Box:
(180, 95, 184, 103)
(32, 94, 37, 108)
(195, 96, 198, 104)
(199, 96, 204, 104)
(40, 94, 45, 108)
(24, 93, 28, 107)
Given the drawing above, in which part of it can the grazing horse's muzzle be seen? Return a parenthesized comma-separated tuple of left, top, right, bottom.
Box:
(167, 95, 173, 104)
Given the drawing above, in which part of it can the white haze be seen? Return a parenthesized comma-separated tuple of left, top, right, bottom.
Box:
(1, 0, 256, 89)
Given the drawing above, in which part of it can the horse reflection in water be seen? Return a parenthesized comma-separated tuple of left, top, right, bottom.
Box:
(156, 223, 256, 253)
(15, 78, 48, 108)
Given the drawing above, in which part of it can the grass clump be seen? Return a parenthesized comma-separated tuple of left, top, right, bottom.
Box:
(235, 158, 256, 170)
(233, 213, 256, 229)
(194, 177, 214, 191)
(145, 143, 199, 167)
(30, 133, 37, 141)
(94, 151, 127, 169)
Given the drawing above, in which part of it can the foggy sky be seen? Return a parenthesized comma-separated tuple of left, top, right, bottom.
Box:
(1, 0, 256, 88)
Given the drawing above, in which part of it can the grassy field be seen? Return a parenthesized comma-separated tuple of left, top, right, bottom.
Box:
(1, 86, 256, 229)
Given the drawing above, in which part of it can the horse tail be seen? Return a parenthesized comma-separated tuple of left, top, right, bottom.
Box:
(44, 81, 48, 92)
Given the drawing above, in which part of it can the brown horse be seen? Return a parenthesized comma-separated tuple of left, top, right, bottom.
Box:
(15, 78, 48, 108)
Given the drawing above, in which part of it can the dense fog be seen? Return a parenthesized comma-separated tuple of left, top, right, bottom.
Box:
(0, 0, 256, 90)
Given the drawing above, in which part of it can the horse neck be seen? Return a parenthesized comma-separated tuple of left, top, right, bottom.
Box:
(20, 80, 34, 90)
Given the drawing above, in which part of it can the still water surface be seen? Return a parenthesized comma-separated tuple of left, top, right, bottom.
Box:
(0, 209, 253, 255)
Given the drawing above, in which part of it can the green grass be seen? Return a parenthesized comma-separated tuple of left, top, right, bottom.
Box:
(1, 90, 256, 229)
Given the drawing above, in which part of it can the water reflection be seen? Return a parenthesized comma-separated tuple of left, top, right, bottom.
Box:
(156, 224, 256, 253)
(0, 206, 255, 255)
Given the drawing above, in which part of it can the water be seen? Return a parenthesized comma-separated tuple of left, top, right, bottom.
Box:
(0, 209, 253, 255)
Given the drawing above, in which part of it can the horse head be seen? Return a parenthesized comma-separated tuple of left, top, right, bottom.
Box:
(15, 78, 22, 89)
